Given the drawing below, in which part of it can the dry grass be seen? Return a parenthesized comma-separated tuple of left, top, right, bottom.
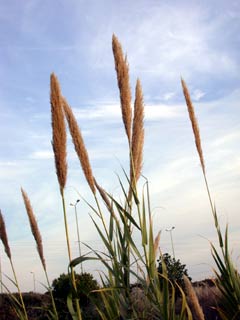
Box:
(181, 78, 205, 174)
(184, 275, 205, 320)
(50, 73, 67, 194)
(62, 97, 96, 194)
(21, 188, 46, 270)
(194, 282, 222, 308)
(131, 79, 144, 184)
(112, 34, 132, 144)
(0, 210, 11, 259)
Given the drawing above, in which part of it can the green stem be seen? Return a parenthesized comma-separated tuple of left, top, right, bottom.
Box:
(44, 269, 58, 320)
(10, 258, 28, 320)
(202, 171, 224, 256)
(61, 190, 82, 320)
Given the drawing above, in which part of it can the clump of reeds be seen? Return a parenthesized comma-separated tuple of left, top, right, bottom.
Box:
(0, 210, 28, 319)
(68, 35, 192, 320)
(21, 188, 58, 319)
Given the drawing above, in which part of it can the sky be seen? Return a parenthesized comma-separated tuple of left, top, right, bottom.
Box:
(0, 0, 239, 293)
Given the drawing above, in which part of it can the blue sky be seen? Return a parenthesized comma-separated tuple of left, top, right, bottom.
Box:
(0, 0, 239, 292)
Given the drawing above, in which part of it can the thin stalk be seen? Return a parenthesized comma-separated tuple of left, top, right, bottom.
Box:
(9, 259, 28, 320)
(74, 204, 83, 274)
(61, 191, 82, 320)
(44, 270, 58, 320)
(202, 171, 224, 256)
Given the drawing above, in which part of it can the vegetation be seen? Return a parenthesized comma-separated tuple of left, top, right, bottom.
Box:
(157, 253, 191, 296)
(52, 272, 99, 307)
(0, 34, 239, 320)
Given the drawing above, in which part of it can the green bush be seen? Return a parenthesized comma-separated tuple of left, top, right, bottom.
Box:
(157, 253, 191, 296)
(52, 272, 99, 319)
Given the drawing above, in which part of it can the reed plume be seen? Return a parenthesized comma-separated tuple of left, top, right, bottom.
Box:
(50, 73, 67, 194)
(130, 79, 144, 183)
(154, 231, 161, 258)
(21, 188, 46, 270)
(112, 34, 132, 144)
(181, 78, 205, 174)
(184, 275, 205, 320)
(21, 188, 59, 319)
(62, 97, 96, 194)
(0, 210, 11, 259)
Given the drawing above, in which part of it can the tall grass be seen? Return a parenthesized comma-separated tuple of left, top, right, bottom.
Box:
(21, 188, 58, 320)
(50, 73, 82, 320)
(0, 35, 238, 320)
(181, 79, 240, 319)
(68, 35, 192, 319)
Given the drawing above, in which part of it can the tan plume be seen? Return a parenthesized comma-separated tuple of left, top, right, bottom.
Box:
(184, 275, 205, 320)
(21, 188, 46, 270)
(181, 79, 205, 174)
(131, 79, 144, 183)
(50, 73, 67, 194)
(112, 34, 132, 144)
(62, 97, 96, 194)
(154, 231, 161, 258)
(0, 210, 11, 259)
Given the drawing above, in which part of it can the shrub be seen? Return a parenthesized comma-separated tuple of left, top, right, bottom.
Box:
(52, 272, 99, 319)
(157, 253, 191, 295)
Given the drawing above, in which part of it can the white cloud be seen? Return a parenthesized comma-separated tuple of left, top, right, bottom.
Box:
(145, 104, 182, 120)
(72, 103, 182, 122)
(211, 131, 240, 147)
(192, 89, 205, 101)
(30, 150, 53, 159)
(163, 92, 176, 101)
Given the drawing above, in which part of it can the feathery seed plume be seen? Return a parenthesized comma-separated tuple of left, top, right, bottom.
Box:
(131, 79, 144, 183)
(184, 275, 205, 320)
(62, 97, 96, 194)
(112, 34, 132, 144)
(181, 78, 205, 174)
(50, 73, 67, 194)
(21, 188, 46, 270)
(0, 210, 11, 259)
(154, 231, 161, 258)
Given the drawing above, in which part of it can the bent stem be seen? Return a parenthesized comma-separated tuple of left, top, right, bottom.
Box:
(9, 259, 28, 320)
(61, 190, 82, 320)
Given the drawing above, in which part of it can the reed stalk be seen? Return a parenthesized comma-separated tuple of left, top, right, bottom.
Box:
(181, 79, 223, 250)
(0, 211, 28, 319)
(50, 74, 82, 320)
(181, 78, 240, 318)
(21, 188, 58, 319)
